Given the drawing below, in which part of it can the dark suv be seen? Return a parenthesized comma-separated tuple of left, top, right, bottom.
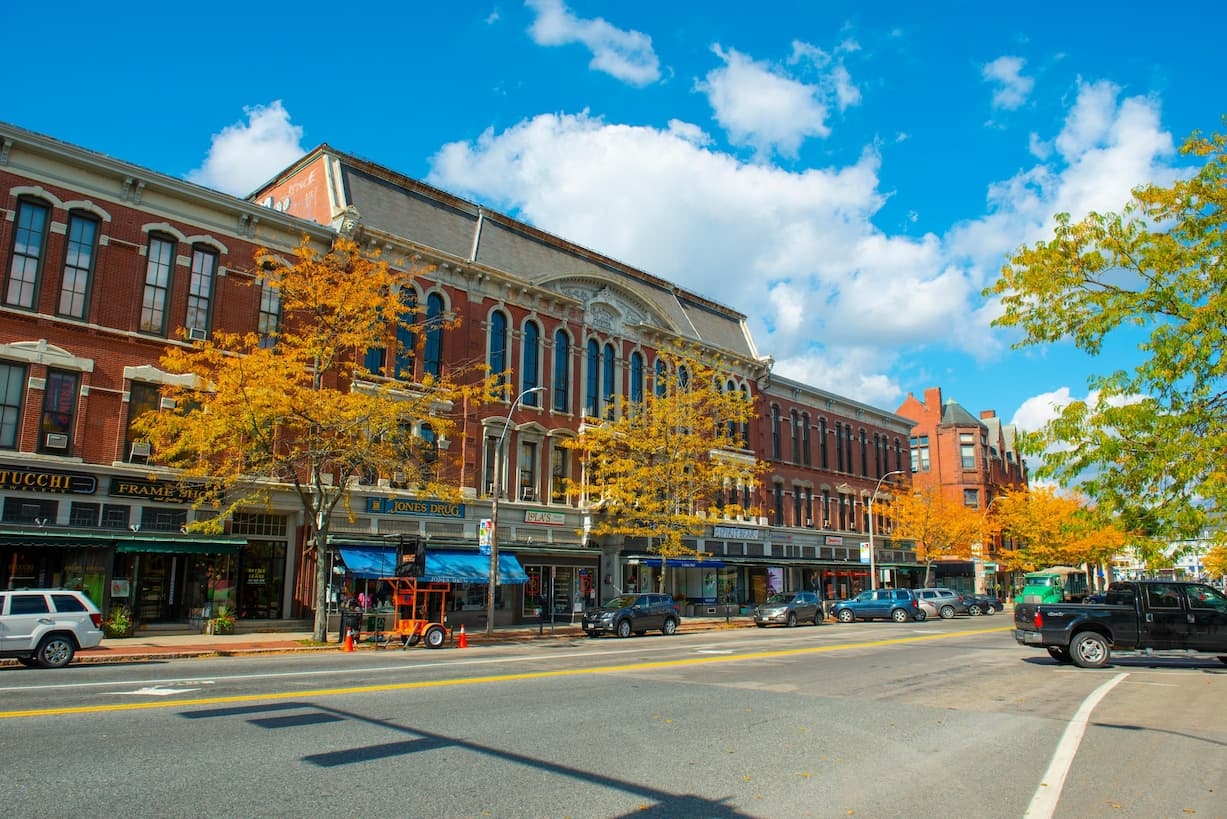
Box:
(582, 593, 680, 638)
(831, 588, 922, 623)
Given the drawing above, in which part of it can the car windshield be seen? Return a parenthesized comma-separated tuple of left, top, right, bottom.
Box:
(765, 593, 795, 604)
(603, 595, 638, 609)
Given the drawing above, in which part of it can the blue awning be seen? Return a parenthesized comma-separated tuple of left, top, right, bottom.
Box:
(425, 550, 529, 584)
(337, 546, 528, 584)
(337, 546, 399, 579)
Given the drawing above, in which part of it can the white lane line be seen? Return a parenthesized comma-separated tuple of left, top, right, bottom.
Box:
(1025, 671, 1127, 819)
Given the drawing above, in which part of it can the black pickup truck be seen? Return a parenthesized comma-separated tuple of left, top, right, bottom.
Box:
(1014, 580, 1227, 668)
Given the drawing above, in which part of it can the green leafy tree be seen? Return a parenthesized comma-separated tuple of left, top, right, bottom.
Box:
(568, 350, 762, 592)
(135, 237, 472, 641)
(986, 127, 1227, 551)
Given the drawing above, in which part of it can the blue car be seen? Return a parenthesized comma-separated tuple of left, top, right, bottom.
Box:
(831, 589, 923, 623)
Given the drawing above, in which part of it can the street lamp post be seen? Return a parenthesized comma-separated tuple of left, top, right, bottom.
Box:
(867, 470, 906, 590)
(487, 386, 545, 636)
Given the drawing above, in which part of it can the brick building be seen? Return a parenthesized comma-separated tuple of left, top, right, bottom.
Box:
(2, 120, 925, 630)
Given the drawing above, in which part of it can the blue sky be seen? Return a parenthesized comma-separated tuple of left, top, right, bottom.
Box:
(6, 1, 1221, 438)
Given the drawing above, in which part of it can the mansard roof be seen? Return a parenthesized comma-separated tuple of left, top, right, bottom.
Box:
(940, 398, 987, 429)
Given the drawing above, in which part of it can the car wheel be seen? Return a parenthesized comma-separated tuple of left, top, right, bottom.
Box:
(1070, 632, 1111, 668)
(914, 609, 927, 622)
(36, 635, 76, 668)
(984, 605, 997, 615)
(967, 604, 984, 616)
(616, 619, 633, 638)
(813, 612, 823, 626)
(891, 608, 909, 623)
(423, 626, 447, 649)
(939, 605, 955, 620)
(837, 609, 855, 623)
(786, 612, 798, 628)
(1047, 646, 1072, 663)
(661, 618, 678, 636)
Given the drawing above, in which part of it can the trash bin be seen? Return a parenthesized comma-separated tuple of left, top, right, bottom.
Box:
(339, 610, 361, 643)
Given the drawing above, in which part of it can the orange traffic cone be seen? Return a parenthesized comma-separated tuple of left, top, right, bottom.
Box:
(457, 624, 468, 649)
(343, 628, 355, 652)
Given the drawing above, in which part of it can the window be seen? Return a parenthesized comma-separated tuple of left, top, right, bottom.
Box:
(101, 504, 131, 529)
(59, 212, 99, 318)
(394, 289, 416, 380)
(483, 435, 499, 497)
(835, 422, 844, 471)
(258, 281, 281, 348)
(804, 488, 813, 526)
(125, 382, 161, 460)
(10, 594, 49, 615)
(964, 488, 980, 508)
(791, 410, 800, 462)
(822, 489, 831, 528)
(630, 352, 644, 405)
(488, 310, 509, 388)
(792, 487, 801, 528)
(140, 235, 175, 335)
(2, 496, 57, 524)
(185, 245, 217, 337)
(819, 418, 828, 468)
(423, 293, 445, 377)
(550, 443, 569, 502)
(771, 406, 781, 459)
(39, 370, 79, 453)
(911, 435, 930, 472)
(141, 507, 187, 531)
(773, 484, 784, 525)
(0, 362, 25, 449)
(801, 413, 811, 466)
(521, 321, 540, 404)
(960, 432, 976, 469)
(552, 330, 570, 413)
(518, 440, 538, 500)
(740, 386, 750, 443)
(655, 358, 667, 397)
(602, 343, 616, 419)
(70, 502, 100, 527)
(860, 429, 868, 477)
(6, 199, 50, 309)
(585, 340, 600, 417)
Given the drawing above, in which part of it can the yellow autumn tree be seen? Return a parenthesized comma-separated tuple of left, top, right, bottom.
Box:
(134, 237, 473, 641)
(567, 349, 762, 593)
(1202, 545, 1227, 583)
(990, 486, 1134, 575)
(886, 487, 983, 586)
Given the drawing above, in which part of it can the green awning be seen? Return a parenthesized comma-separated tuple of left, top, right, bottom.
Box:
(115, 539, 241, 556)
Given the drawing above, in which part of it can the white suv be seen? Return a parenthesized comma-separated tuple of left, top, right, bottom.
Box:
(0, 589, 104, 668)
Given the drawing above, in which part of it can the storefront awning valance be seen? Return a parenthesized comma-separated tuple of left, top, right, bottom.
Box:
(338, 545, 399, 579)
(335, 547, 529, 585)
(424, 550, 529, 585)
(115, 538, 241, 555)
(637, 557, 726, 568)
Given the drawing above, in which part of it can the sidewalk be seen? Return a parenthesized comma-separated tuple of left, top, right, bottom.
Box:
(6, 616, 758, 666)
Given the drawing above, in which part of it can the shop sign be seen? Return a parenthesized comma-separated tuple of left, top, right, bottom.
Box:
(109, 476, 208, 504)
(713, 525, 760, 540)
(524, 510, 565, 526)
(246, 567, 267, 586)
(365, 496, 465, 518)
(825, 536, 844, 546)
(0, 463, 96, 494)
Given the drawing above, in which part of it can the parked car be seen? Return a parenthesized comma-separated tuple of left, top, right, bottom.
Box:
(913, 588, 964, 619)
(582, 593, 680, 638)
(831, 589, 923, 623)
(753, 591, 823, 628)
(0, 588, 104, 668)
(963, 593, 1003, 615)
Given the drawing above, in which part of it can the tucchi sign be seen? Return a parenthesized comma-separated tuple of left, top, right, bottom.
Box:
(0, 464, 96, 494)
(365, 497, 465, 518)
(108, 477, 210, 504)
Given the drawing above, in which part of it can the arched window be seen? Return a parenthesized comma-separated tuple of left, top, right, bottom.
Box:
(771, 406, 781, 460)
(740, 385, 750, 443)
(552, 329, 570, 413)
(801, 413, 811, 466)
(585, 339, 600, 417)
(394, 289, 417, 380)
(489, 310, 509, 389)
(654, 358, 667, 397)
(521, 320, 540, 404)
(423, 293, 444, 377)
(5, 198, 50, 310)
(58, 211, 99, 319)
(630, 351, 644, 405)
(602, 342, 616, 419)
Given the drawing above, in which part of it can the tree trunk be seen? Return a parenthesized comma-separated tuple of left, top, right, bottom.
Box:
(312, 527, 330, 642)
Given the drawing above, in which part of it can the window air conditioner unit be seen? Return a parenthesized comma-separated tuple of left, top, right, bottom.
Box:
(159, 397, 177, 410)
(129, 441, 152, 462)
(45, 433, 69, 449)
(188, 327, 209, 341)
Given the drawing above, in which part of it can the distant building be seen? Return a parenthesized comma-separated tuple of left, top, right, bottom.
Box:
(896, 386, 1029, 593)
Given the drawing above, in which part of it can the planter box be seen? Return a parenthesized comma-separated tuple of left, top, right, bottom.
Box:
(205, 620, 234, 635)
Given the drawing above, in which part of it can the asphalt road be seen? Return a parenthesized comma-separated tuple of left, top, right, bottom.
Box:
(2, 618, 1223, 818)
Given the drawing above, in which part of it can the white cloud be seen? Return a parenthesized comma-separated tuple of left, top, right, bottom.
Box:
(186, 101, 306, 196)
(525, 0, 659, 86)
(697, 41, 863, 159)
(982, 56, 1034, 111)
